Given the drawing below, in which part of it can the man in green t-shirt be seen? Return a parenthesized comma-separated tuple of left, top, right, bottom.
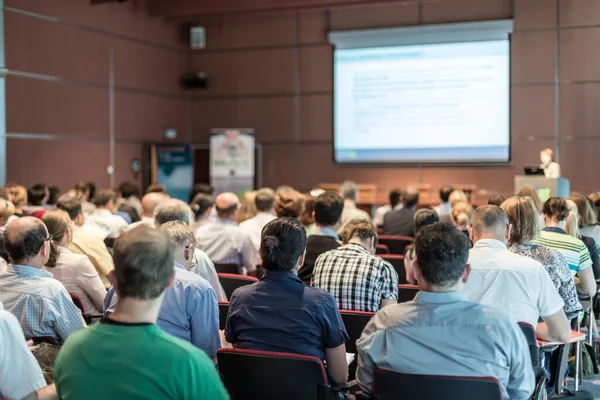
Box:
(53, 225, 229, 400)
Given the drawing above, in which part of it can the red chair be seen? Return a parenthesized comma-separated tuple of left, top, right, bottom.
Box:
(70, 293, 102, 325)
(397, 284, 419, 303)
(218, 273, 258, 299)
(375, 244, 389, 254)
(339, 310, 375, 354)
(378, 235, 413, 255)
(218, 302, 229, 331)
(217, 348, 340, 400)
(380, 255, 407, 284)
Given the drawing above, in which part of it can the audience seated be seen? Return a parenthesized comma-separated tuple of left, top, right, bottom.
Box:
(74, 181, 96, 215)
(0, 186, 12, 201)
(226, 217, 349, 386)
(404, 208, 439, 284)
(56, 194, 114, 288)
(190, 193, 214, 230)
(0, 217, 86, 343)
(26, 183, 49, 217)
(0, 197, 14, 234)
(338, 181, 371, 233)
(125, 191, 168, 231)
(501, 197, 581, 315)
(299, 195, 316, 234)
(487, 193, 506, 207)
(433, 185, 453, 223)
(532, 197, 596, 298)
(373, 189, 402, 228)
(570, 193, 600, 261)
(312, 220, 398, 311)
(451, 201, 473, 236)
(42, 210, 107, 314)
(517, 185, 545, 228)
(237, 190, 257, 224)
(382, 187, 419, 236)
(86, 189, 128, 239)
(195, 193, 259, 276)
(9, 185, 28, 216)
(116, 182, 141, 223)
(54, 226, 228, 400)
(146, 183, 167, 194)
(105, 223, 221, 357)
(462, 205, 571, 342)
(47, 186, 60, 208)
(589, 191, 600, 224)
(297, 192, 344, 282)
(153, 199, 226, 302)
(449, 189, 468, 206)
(274, 186, 305, 218)
(239, 188, 277, 252)
(356, 222, 534, 398)
(0, 302, 57, 400)
(188, 183, 214, 204)
(566, 199, 600, 281)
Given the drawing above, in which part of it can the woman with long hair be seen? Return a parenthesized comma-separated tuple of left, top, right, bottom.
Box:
(517, 185, 544, 228)
(451, 201, 473, 237)
(565, 199, 600, 283)
(237, 190, 257, 224)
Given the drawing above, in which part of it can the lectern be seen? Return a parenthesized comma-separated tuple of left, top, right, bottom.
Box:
(514, 176, 570, 202)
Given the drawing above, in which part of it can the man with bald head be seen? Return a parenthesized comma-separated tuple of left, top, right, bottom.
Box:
(195, 192, 259, 275)
(462, 205, 571, 343)
(125, 191, 168, 231)
(0, 217, 86, 343)
(382, 186, 420, 236)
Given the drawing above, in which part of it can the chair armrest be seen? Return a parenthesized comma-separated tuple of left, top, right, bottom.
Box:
(530, 368, 547, 400)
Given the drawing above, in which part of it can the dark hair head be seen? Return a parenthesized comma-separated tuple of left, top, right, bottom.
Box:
(56, 194, 83, 221)
(255, 188, 276, 212)
(274, 189, 305, 218)
(260, 218, 307, 272)
(389, 189, 402, 208)
(487, 193, 506, 207)
(118, 182, 141, 199)
(402, 187, 420, 208)
(340, 219, 378, 246)
(31, 183, 48, 192)
(74, 181, 89, 195)
(413, 208, 439, 236)
(113, 225, 174, 300)
(543, 197, 569, 222)
(47, 187, 60, 206)
(3, 217, 49, 265)
(146, 183, 167, 194)
(439, 185, 453, 203)
(189, 183, 214, 203)
(87, 182, 96, 200)
(93, 189, 117, 207)
(314, 193, 344, 226)
(28, 185, 47, 206)
(41, 209, 71, 267)
(414, 222, 470, 288)
(190, 193, 213, 220)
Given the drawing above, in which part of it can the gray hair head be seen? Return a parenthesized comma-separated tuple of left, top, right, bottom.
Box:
(154, 199, 193, 227)
(159, 220, 196, 248)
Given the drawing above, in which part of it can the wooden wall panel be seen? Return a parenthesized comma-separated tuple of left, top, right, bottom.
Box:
(299, 11, 327, 43)
(559, 138, 600, 193)
(511, 86, 555, 139)
(300, 45, 333, 93)
(514, 0, 556, 30)
(560, 83, 600, 138)
(511, 31, 556, 84)
(301, 95, 332, 141)
(421, 0, 512, 24)
(5, 0, 111, 30)
(559, 0, 600, 27)
(114, 143, 145, 188)
(560, 28, 600, 82)
(261, 144, 302, 188)
(329, 3, 419, 30)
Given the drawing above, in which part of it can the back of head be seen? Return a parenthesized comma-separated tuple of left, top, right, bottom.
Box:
(47, 187, 60, 206)
(487, 193, 506, 207)
(146, 183, 167, 194)
(113, 225, 174, 300)
(389, 189, 402, 208)
(565, 199, 580, 238)
(190, 193, 214, 220)
(569, 192, 597, 228)
(141, 192, 168, 216)
(56, 194, 83, 221)
(159, 220, 196, 249)
(254, 188, 275, 213)
(439, 185, 453, 203)
(470, 205, 509, 240)
(299, 196, 315, 226)
(3, 217, 48, 265)
(237, 191, 257, 223)
(41, 209, 71, 244)
(0, 199, 15, 221)
(274, 188, 305, 218)
(413, 208, 439, 236)
(340, 180, 358, 201)
(189, 183, 214, 203)
(542, 197, 569, 222)
(154, 199, 192, 226)
(118, 182, 141, 199)
(314, 192, 344, 226)
(10, 185, 27, 208)
(74, 181, 90, 197)
(500, 196, 539, 245)
(93, 189, 116, 208)
(215, 192, 241, 219)
(260, 218, 307, 271)
(0, 187, 10, 201)
(448, 190, 467, 207)
(414, 222, 470, 288)
(402, 187, 420, 208)
(517, 186, 543, 213)
(451, 201, 473, 227)
(28, 185, 47, 206)
(340, 219, 377, 246)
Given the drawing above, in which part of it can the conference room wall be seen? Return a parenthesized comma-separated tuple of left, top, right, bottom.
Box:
(3, 0, 188, 192)
(189, 0, 600, 201)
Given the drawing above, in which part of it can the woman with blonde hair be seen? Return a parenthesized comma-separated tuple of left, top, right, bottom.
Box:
(451, 201, 473, 236)
(540, 148, 560, 178)
(448, 189, 467, 207)
(570, 192, 600, 245)
(501, 196, 580, 314)
(517, 185, 545, 228)
(42, 209, 107, 314)
(237, 191, 257, 224)
(565, 199, 600, 282)
(8, 185, 27, 216)
(0, 199, 15, 233)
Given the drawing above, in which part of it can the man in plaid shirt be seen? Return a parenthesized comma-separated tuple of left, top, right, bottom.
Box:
(312, 220, 398, 312)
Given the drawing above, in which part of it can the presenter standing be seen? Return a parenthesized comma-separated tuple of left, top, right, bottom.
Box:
(540, 148, 561, 178)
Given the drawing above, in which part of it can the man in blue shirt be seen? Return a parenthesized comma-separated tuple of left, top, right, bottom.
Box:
(104, 221, 220, 359)
(356, 222, 535, 399)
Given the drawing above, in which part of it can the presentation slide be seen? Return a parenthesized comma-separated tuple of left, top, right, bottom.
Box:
(334, 40, 510, 164)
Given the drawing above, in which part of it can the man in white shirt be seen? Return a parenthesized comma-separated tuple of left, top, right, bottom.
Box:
(433, 185, 453, 222)
(86, 189, 128, 239)
(462, 205, 571, 343)
(125, 192, 168, 231)
(239, 188, 276, 251)
(338, 180, 371, 235)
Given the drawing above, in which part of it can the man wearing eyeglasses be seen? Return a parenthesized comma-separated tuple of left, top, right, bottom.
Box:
(104, 221, 220, 360)
(0, 217, 86, 344)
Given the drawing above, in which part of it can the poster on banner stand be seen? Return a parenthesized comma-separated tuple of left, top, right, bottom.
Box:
(151, 144, 194, 201)
(210, 129, 255, 197)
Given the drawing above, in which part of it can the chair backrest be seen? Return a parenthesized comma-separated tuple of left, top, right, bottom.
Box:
(517, 322, 540, 369)
(218, 273, 259, 299)
(397, 284, 419, 303)
(375, 244, 389, 255)
(380, 255, 407, 284)
(214, 263, 241, 274)
(217, 348, 333, 400)
(339, 310, 375, 354)
(218, 302, 229, 331)
(373, 369, 503, 400)
(378, 235, 413, 255)
(70, 293, 86, 314)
